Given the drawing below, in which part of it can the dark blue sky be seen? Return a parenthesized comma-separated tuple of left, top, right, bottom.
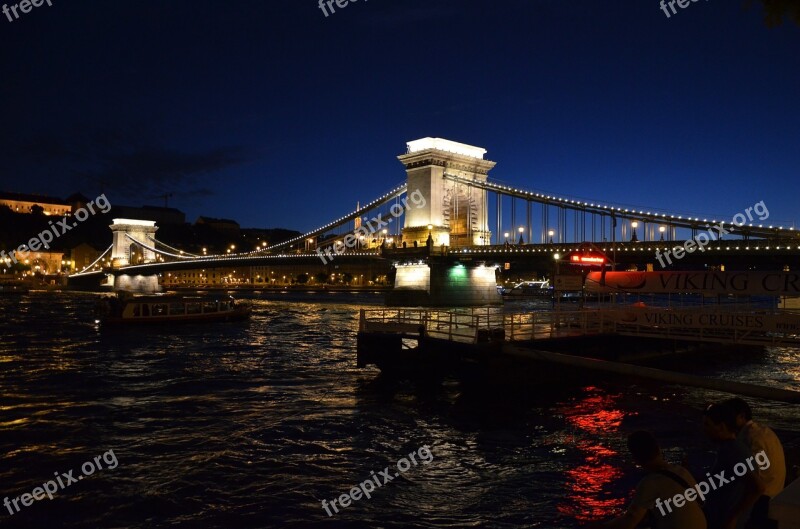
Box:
(1, 0, 798, 231)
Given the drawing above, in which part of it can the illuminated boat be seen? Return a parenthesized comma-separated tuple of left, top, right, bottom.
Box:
(503, 280, 552, 298)
(95, 294, 251, 325)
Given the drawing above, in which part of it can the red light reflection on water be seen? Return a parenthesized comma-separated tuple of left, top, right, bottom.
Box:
(556, 386, 634, 522)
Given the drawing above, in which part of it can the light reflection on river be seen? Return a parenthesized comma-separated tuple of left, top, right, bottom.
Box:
(0, 291, 797, 528)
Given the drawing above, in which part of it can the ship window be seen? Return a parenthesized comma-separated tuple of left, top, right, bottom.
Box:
(169, 303, 186, 315)
(203, 302, 218, 313)
(133, 305, 141, 317)
(142, 304, 150, 317)
(186, 303, 201, 315)
(152, 304, 168, 316)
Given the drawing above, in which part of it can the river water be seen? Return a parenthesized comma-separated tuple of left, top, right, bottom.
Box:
(1, 292, 798, 528)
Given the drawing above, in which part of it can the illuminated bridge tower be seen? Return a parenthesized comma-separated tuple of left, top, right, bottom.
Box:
(109, 218, 161, 292)
(388, 138, 502, 306)
(398, 137, 495, 248)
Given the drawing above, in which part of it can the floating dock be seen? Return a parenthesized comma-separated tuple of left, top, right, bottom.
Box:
(356, 306, 800, 403)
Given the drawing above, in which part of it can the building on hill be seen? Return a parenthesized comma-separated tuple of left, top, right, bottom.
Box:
(0, 191, 72, 216)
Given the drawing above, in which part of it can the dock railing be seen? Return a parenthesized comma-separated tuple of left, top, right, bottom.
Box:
(359, 308, 611, 343)
(359, 307, 800, 347)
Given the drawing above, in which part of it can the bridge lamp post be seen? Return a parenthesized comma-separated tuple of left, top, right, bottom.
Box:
(548, 230, 555, 244)
(359, 235, 365, 249)
(659, 226, 666, 241)
(504, 232, 509, 244)
(518, 226, 524, 245)
(631, 221, 639, 242)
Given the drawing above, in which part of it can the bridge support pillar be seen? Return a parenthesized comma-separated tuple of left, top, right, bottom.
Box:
(386, 260, 501, 307)
(113, 274, 161, 294)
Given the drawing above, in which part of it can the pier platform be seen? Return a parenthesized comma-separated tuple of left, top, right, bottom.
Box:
(356, 306, 800, 403)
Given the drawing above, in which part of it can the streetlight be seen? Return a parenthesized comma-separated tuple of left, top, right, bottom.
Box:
(659, 226, 666, 241)
(504, 232, 509, 244)
(518, 226, 524, 245)
(548, 230, 555, 244)
(631, 221, 639, 242)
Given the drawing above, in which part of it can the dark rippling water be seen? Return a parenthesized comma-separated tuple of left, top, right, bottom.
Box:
(1, 292, 798, 529)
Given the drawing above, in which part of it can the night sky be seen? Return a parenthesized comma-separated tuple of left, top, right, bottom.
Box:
(1, 0, 798, 231)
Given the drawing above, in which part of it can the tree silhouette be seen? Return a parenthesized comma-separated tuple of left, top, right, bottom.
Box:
(749, 0, 800, 26)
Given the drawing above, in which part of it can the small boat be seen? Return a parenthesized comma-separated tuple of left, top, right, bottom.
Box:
(95, 293, 251, 325)
(503, 280, 552, 298)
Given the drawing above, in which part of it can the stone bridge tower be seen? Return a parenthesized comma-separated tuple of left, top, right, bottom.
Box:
(388, 138, 502, 306)
(398, 138, 496, 248)
(110, 219, 158, 267)
(109, 218, 160, 292)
